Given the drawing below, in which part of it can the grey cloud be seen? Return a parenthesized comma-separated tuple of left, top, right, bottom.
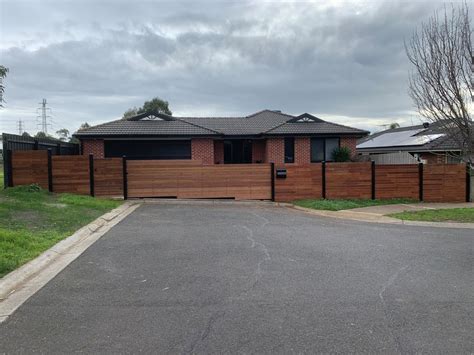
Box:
(0, 0, 450, 136)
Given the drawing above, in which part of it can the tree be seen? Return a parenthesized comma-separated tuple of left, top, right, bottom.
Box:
(122, 97, 172, 119)
(123, 107, 139, 119)
(35, 131, 48, 139)
(389, 122, 400, 129)
(56, 128, 70, 141)
(21, 132, 31, 137)
(405, 3, 473, 163)
(78, 122, 90, 130)
(0, 65, 8, 107)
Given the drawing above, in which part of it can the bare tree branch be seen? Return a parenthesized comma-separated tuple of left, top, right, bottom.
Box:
(405, 3, 473, 164)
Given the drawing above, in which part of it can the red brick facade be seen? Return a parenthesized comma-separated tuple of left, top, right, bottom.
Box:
(80, 136, 360, 164)
(252, 140, 266, 163)
(295, 137, 311, 164)
(265, 138, 284, 163)
(191, 138, 214, 165)
(214, 140, 224, 164)
(82, 139, 105, 158)
(340, 137, 357, 159)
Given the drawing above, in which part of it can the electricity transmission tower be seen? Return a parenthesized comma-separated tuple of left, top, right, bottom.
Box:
(37, 98, 52, 134)
(17, 119, 24, 135)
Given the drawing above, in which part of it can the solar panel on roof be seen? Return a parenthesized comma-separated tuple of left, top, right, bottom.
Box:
(357, 129, 444, 149)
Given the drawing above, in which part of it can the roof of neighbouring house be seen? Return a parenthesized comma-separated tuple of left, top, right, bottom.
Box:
(74, 110, 369, 138)
(357, 121, 467, 153)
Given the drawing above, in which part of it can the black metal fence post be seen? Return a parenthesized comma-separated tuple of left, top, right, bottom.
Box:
(89, 154, 95, 197)
(5, 149, 13, 188)
(466, 163, 471, 202)
(122, 156, 128, 200)
(33, 139, 39, 150)
(270, 162, 275, 201)
(418, 162, 424, 201)
(47, 149, 53, 192)
(371, 161, 376, 200)
(322, 161, 326, 199)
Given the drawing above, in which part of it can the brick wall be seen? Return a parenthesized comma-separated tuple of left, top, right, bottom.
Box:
(214, 140, 224, 164)
(295, 137, 311, 164)
(265, 138, 284, 163)
(419, 152, 446, 164)
(191, 138, 214, 165)
(82, 139, 104, 158)
(340, 137, 357, 159)
(252, 140, 266, 163)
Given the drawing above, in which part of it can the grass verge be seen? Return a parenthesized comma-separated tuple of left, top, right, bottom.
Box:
(0, 184, 122, 277)
(294, 198, 416, 211)
(388, 208, 474, 223)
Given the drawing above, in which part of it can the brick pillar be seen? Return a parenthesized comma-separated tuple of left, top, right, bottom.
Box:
(81, 139, 104, 158)
(340, 137, 357, 159)
(191, 138, 214, 165)
(214, 140, 224, 164)
(295, 137, 310, 164)
(265, 138, 284, 164)
(252, 140, 266, 163)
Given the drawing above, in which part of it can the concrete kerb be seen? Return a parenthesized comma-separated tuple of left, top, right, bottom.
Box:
(289, 204, 474, 229)
(0, 201, 141, 323)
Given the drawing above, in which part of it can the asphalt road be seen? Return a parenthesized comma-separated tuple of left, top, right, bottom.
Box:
(1, 202, 473, 353)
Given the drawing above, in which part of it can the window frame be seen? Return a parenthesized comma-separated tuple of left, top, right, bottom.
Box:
(310, 137, 340, 163)
(284, 137, 295, 163)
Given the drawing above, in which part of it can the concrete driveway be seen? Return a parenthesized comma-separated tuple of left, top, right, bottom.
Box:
(1, 202, 472, 353)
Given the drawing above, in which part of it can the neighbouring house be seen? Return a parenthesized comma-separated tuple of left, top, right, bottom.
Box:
(357, 121, 471, 164)
(74, 110, 368, 164)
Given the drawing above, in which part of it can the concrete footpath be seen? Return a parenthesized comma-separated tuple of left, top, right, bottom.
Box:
(290, 202, 474, 229)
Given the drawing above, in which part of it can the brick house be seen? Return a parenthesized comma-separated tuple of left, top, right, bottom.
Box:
(74, 110, 368, 164)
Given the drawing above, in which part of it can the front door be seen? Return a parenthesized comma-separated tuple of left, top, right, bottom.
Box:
(224, 140, 252, 164)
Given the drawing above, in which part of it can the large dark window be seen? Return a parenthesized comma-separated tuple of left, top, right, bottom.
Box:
(223, 140, 252, 164)
(284, 137, 295, 163)
(310, 138, 340, 162)
(104, 140, 191, 159)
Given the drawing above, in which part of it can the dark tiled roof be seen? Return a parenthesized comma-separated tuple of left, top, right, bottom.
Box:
(75, 110, 368, 137)
(74, 119, 217, 137)
(266, 121, 368, 135)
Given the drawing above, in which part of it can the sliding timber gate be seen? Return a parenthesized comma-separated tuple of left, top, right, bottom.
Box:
(125, 160, 273, 200)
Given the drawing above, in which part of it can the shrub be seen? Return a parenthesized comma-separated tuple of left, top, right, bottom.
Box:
(331, 146, 352, 162)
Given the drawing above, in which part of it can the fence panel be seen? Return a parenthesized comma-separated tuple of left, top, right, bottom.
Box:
(326, 162, 372, 199)
(94, 158, 123, 197)
(274, 164, 322, 202)
(423, 164, 466, 202)
(52, 156, 90, 195)
(11, 150, 49, 189)
(375, 164, 419, 199)
(127, 161, 272, 200)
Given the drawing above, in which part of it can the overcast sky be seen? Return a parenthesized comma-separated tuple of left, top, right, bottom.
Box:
(0, 0, 459, 137)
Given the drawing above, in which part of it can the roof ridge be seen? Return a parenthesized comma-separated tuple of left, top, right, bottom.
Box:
(176, 118, 223, 135)
(246, 109, 295, 119)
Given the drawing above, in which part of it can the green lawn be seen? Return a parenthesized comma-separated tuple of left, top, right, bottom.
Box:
(0, 184, 122, 277)
(389, 208, 474, 223)
(294, 198, 416, 211)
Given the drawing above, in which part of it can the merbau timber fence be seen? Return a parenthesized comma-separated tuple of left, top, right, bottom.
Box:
(4, 150, 471, 203)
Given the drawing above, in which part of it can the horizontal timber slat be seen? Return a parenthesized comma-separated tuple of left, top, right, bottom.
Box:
(11, 150, 49, 189)
(127, 161, 272, 200)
